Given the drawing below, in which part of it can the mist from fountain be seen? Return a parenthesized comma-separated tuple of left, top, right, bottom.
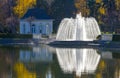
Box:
(56, 48, 100, 77)
(56, 13, 101, 41)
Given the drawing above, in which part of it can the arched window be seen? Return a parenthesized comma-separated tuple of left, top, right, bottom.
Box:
(32, 24, 35, 33)
(23, 24, 25, 34)
(45, 23, 50, 35)
(39, 23, 42, 33)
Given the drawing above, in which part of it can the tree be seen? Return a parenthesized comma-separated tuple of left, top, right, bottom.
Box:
(0, 0, 17, 33)
(115, 0, 120, 10)
(6, 16, 19, 33)
(74, 0, 90, 16)
(13, 0, 36, 18)
(51, 0, 76, 32)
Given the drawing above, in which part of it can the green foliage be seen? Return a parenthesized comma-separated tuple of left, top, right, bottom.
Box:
(0, 33, 32, 39)
(102, 32, 115, 34)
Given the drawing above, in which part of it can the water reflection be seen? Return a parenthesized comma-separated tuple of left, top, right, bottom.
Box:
(19, 46, 53, 62)
(14, 62, 36, 78)
(0, 46, 55, 78)
(56, 48, 101, 77)
(18, 46, 54, 78)
(1, 45, 120, 78)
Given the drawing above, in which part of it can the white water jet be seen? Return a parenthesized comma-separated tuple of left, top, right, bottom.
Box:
(56, 13, 101, 41)
(56, 48, 100, 77)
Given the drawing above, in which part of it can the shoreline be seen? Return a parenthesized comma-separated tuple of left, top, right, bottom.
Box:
(0, 38, 55, 45)
(1, 38, 120, 49)
(48, 40, 120, 48)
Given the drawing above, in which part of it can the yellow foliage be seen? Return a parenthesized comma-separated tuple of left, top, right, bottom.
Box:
(96, 73, 102, 78)
(75, 3, 81, 9)
(14, 62, 36, 78)
(115, 0, 120, 10)
(99, 7, 106, 15)
(98, 60, 106, 70)
(74, 0, 90, 16)
(13, 0, 36, 18)
(96, 0, 102, 3)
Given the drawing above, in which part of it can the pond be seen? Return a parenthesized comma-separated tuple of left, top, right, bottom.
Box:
(0, 44, 120, 78)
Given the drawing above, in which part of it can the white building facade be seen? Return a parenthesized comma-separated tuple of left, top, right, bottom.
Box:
(20, 20, 53, 35)
(19, 8, 53, 37)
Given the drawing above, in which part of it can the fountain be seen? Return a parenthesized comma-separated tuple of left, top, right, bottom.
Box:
(56, 48, 100, 77)
(56, 13, 101, 41)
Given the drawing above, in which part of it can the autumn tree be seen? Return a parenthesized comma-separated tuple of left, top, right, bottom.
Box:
(5, 16, 19, 33)
(51, 0, 76, 32)
(0, 0, 17, 33)
(13, 0, 55, 18)
(74, 0, 90, 16)
(13, 0, 36, 18)
(115, 0, 120, 10)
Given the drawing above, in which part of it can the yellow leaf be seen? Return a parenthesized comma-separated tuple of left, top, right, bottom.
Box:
(96, 0, 102, 3)
(115, 0, 120, 10)
(99, 7, 106, 15)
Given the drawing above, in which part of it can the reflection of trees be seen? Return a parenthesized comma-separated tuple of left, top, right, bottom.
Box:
(4, 46, 120, 78)
(14, 62, 36, 78)
(0, 46, 33, 77)
(0, 47, 18, 78)
(96, 58, 120, 78)
(0, 46, 74, 78)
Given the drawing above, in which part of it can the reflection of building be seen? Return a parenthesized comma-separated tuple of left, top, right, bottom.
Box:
(18, 45, 55, 78)
(101, 34, 112, 41)
(56, 48, 101, 77)
(101, 51, 113, 59)
(19, 46, 53, 62)
(45, 69, 52, 78)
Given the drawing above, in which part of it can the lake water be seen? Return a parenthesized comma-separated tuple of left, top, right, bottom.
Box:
(0, 44, 120, 78)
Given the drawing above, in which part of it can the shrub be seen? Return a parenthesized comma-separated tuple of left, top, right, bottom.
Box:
(0, 33, 32, 39)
